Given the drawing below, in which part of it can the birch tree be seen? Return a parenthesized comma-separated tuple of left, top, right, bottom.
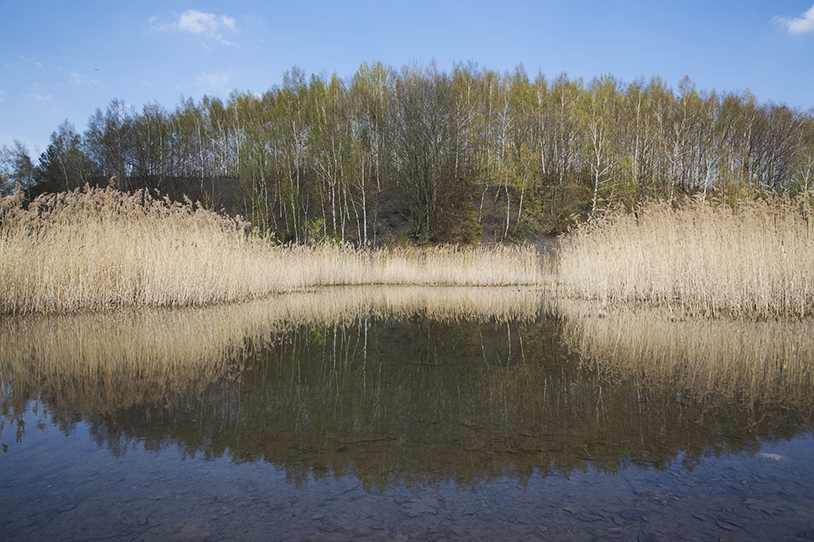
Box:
(581, 75, 622, 215)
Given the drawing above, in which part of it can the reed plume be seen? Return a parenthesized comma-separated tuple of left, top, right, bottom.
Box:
(0, 185, 546, 314)
(557, 194, 814, 318)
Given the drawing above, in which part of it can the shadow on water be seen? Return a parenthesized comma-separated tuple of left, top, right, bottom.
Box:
(2, 286, 814, 540)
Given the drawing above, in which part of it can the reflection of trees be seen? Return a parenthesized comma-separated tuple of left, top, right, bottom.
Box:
(3, 290, 814, 491)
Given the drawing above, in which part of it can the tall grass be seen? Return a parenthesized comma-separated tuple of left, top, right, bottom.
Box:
(558, 194, 814, 318)
(0, 185, 547, 314)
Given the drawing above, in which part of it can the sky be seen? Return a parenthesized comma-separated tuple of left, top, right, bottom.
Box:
(2, 0, 813, 158)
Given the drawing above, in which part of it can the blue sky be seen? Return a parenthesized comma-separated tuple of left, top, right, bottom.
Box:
(2, 1, 813, 157)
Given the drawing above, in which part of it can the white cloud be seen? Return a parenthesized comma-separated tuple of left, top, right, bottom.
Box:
(179, 10, 236, 34)
(773, 4, 814, 34)
(151, 9, 238, 46)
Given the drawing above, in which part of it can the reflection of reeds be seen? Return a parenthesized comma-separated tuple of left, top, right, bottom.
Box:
(557, 195, 814, 318)
(4, 287, 813, 489)
(0, 308, 248, 416)
(555, 298, 814, 408)
(0, 186, 546, 314)
(0, 286, 546, 414)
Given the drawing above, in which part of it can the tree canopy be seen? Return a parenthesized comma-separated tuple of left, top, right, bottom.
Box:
(3, 61, 813, 243)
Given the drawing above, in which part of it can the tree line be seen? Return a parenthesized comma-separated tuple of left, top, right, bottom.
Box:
(3, 61, 813, 243)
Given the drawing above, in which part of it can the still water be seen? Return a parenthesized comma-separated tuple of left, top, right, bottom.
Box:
(2, 286, 814, 541)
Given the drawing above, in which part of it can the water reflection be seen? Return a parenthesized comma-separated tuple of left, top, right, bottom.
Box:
(3, 286, 813, 494)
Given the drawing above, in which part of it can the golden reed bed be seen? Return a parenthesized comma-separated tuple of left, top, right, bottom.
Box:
(6, 185, 812, 319)
(0, 185, 546, 314)
(558, 194, 814, 318)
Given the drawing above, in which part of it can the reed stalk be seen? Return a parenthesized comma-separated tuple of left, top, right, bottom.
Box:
(557, 194, 814, 318)
(0, 185, 546, 314)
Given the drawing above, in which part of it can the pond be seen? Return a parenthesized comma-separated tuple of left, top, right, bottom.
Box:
(2, 286, 814, 541)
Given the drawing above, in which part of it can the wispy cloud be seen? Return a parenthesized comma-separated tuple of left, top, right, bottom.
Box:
(27, 84, 55, 104)
(195, 70, 237, 92)
(60, 68, 99, 89)
(151, 9, 239, 47)
(773, 4, 814, 34)
(19, 56, 48, 73)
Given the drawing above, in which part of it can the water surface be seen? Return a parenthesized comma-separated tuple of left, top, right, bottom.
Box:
(2, 287, 814, 541)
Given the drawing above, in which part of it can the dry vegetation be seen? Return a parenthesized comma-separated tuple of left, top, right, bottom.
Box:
(0, 185, 547, 315)
(558, 194, 814, 318)
(7, 183, 813, 320)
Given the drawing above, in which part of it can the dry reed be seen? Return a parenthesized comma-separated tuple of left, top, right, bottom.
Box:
(557, 194, 814, 318)
(0, 185, 547, 314)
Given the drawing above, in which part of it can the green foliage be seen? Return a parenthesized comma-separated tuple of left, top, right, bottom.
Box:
(35, 120, 94, 195)
(11, 61, 814, 244)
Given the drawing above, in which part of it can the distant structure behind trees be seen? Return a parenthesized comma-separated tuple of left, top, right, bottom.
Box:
(3, 61, 813, 244)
